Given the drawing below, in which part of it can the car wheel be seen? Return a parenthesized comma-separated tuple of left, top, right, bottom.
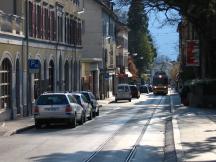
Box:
(88, 110, 93, 120)
(78, 112, 85, 125)
(92, 111, 96, 118)
(96, 109, 99, 116)
(83, 112, 87, 123)
(35, 120, 42, 129)
(129, 99, 131, 102)
(68, 115, 76, 128)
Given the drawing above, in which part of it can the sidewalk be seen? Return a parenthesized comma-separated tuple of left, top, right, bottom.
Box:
(170, 91, 216, 161)
(0, 116, 34, 136)
(97, 96, 115, 106)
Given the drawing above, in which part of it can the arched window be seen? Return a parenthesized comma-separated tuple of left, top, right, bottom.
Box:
(0, 58, 12, 109)
(34, 60, 41, 99)
(59, 55, 62, 91)
(71, 59, 74, 91)
(74, 60, 77, 91)
(16, 59, 20, 114)
(64, 61, 69, 91)
(48, 60, 54, 91)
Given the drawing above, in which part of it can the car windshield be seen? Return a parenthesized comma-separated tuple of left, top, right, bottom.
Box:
(36, 95, 68, 105)
(82, 92, 91, 101)
(73, 95, 81, 105)
(118, 86, 125, 91)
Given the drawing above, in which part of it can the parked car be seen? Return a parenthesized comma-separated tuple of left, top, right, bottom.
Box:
(115, 84, 132, 102)
(129, 85, 140, 98)
(71, 92, 93, 120)
(80, 91, 100, 117)
(140, 85, 149, 94)
(33, 92, 85, 128)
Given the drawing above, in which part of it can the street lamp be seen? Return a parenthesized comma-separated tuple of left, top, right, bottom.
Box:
(132, 53, 138, 56)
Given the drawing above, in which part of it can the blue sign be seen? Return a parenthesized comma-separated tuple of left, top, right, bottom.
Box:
(28, 59, 40, 73)
(104, 73, 109, 80)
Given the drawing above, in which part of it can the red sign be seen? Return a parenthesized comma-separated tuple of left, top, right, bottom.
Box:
(186, 40, 200, 66)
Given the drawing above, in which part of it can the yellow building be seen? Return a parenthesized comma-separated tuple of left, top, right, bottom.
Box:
(0, 0, 83, 121)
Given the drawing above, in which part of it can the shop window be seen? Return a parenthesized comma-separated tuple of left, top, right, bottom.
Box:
(0, 58, 12, 109)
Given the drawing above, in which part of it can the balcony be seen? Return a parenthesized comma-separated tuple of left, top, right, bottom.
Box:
(0, 10, 24, 36)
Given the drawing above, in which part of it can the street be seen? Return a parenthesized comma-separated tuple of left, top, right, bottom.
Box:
(0, 92, 216, 162)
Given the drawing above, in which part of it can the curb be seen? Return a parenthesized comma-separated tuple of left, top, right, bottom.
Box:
(7, 125, 35, 136)
(170, 92, 184, 162)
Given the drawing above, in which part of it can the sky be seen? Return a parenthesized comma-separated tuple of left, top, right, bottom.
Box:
(148, 12, 179, 61)
(114, 2, 179, 61)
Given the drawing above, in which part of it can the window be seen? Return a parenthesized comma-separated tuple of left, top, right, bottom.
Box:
(48, 60, 54, 91)
(68, 95, 77, 103)
(0, 58, 12, 109)
(28, 1, 33, 37)
(37, 95, 68, 105)
(56, 5, 64, 42)
(34, 60, 41, 99)
(36, 4, 42, 38)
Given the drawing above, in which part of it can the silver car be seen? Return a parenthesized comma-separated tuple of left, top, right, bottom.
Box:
(80, 91, 100, 117)
(33, 92, 85, 128)
(71, 93, 93, 121)
(115, 84, 132, 102)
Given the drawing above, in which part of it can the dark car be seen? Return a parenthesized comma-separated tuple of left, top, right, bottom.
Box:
(80, 91, 100, 117)
(140, 85, 149, 94)
(129, 85, 140, 98)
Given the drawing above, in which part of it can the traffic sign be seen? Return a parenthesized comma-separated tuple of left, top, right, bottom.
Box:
(104, 73, 109, 80)
(28, 59, 40, 73)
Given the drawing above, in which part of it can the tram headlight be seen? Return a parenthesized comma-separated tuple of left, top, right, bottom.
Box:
(154, 86, 157, 89)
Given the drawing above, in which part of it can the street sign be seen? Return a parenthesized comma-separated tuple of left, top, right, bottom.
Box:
(104, 73, 109, 80)
(186, 40, 200, 66)
(28, 59, 40, 73)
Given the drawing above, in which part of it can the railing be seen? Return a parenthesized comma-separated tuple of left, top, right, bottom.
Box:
(0, 10, 24, 36)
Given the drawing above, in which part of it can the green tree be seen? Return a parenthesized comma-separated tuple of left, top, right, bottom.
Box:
(127, 0, 156, 75)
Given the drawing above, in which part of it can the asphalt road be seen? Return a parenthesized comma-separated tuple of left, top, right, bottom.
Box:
(0, 94, 175, 162)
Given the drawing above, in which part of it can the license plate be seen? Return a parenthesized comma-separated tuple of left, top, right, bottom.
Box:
(45, 107, 59, 111)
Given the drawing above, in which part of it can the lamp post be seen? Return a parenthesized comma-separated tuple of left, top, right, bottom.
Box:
(25, 0, 31, 116)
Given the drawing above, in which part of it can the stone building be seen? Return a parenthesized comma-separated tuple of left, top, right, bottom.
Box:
(0, 0, 83, 121)
(81, 0, 117, 99)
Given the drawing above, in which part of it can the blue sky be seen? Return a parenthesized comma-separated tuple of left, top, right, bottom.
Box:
(114, 2, 179, 61)
(148, 12, 179, 61)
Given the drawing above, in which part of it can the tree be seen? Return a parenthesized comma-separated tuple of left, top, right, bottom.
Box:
(115, 0, 216, 78)
(127, 0, 156, 75)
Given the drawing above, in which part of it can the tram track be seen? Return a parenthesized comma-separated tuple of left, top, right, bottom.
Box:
(84, 96, 164, 162)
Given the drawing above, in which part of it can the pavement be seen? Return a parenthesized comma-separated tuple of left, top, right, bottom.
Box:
(1, 93, 216, 161)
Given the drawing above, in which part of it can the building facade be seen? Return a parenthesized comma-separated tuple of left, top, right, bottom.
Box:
(81, 0, 117, 99)
(0, 0, 83, 121)
(177, 19, 199, 83)
(116, 22, 131, 84)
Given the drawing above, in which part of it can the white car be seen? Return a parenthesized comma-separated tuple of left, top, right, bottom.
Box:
(33, 92, 85, 128)
(71, 92, 93, 121)
(115, 84, 132, 102)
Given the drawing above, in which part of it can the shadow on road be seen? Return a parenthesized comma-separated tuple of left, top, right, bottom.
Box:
(28, 145, 164, 162)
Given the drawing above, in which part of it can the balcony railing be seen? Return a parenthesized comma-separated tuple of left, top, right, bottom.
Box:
(0, 10, 24, 36)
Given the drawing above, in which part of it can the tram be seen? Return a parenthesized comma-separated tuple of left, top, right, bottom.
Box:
(152, 71, 168, 95)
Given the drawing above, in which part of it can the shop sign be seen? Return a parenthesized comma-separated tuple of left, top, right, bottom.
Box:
(186, 40, 200, 66)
